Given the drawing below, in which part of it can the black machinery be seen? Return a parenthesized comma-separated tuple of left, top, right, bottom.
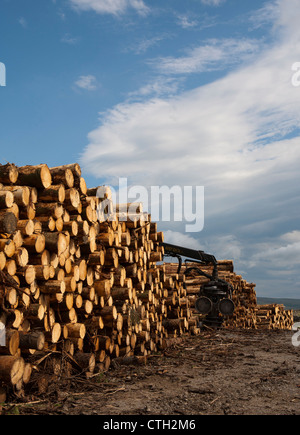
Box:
(159, 242, 235, 328)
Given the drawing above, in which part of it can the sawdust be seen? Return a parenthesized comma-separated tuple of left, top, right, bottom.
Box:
(3, 329, 300, 415)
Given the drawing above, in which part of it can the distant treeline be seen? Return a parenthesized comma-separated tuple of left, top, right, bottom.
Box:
(257, 297, 300, 310)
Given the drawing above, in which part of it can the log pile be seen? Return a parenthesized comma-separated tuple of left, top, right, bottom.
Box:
(0, 162, 197, 400)
(0, 162, 293, 401)
(162, 261, 293, 330)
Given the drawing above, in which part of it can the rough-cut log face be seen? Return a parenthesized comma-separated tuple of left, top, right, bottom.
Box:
(0, 161, 293, 400)
(38, 184, 65, 203)
(0, 356, 25, 385)
(0, 191, 14, 208)
(0, 163, 18, 184)
(0, 212, 18, 234)
(17, 164, 52, 189)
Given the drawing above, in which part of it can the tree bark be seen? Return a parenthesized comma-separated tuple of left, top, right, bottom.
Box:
(0, 212, 18, 234)
(0, 163, 18, 184)
(17, 164, 52, 189)
(0, 355, 25, 385)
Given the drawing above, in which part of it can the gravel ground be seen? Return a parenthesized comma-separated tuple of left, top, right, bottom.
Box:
(2, 328, 300, 416)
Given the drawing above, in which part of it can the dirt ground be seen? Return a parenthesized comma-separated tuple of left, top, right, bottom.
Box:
(3, 328, 300, 415)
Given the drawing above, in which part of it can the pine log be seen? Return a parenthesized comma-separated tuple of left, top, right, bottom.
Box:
(0, 251, 6, 270)
(0, 239, 15, 257)
(22, 234, 46, 254)
(35, 203, 64, 219)
(19, 331, 45, 350)
(74, 352, 95, 373)
(0, 212, 18, 234)
(0, 191, 14, 208)
(0, 355, 25, 385)
(97, 232, 114, 246)
(1, 186, 30, 207)
(17, 164, 52, 189)
(25, 304, 45, 321)
(39, 280, 66, 295)
(94, 279, 111, 298)
(4, 259, 16, 276)
(38, 185, 65, 203)
(44, 322, 61, 343)
(16, 219, 35, 236)
(64, 188, 81, 210)
(64, 323, 86, 339)
(33, 265, 51, 280)
(34, 216, 56, 232)
(0, 163, 19, 184)
(28, 250, 50, 266)
(22, 363, 32, 384)
(49, 166, 74, 188)
(19, 203, 36, 220)
(0, 329, 19, 356)
(88, 251, 105, 266)
(75, 177, 87, 195)
(43, 232, 68, 255)
(99, 305, 118, 321)
(15, 265, 36, 285)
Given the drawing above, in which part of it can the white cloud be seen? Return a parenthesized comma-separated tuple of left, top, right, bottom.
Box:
(79, 0, 300, 296)
(81, 0, 300, 189)
(248, 2, 280, 31)
(281, 231, 300, 243)
(61, 34, 79, 44)
(57, 9, 66, 20)
(250, 231, 300, 270)
(127, 35, 167, 55)
(204, 235, 243, 262)
(74, 75, 97, 90)
(176, 14, 198, 29)
(18, 17, 27, 28)
(163, 230, 202, 250)
(80, 50, 300, 184)
(69, 0, 149, 16)
(151, 38, 259, 75)
(200, 0, 226, 6)
(128, 77, 182, 99)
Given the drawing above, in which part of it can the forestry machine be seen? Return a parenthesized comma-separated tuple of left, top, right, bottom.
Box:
(159, 242, 235, 329)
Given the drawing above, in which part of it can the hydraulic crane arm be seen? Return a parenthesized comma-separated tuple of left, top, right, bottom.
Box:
(159, 242, 217, 264)
(159, 242, 218, 279)
(158, 241, 235, 328)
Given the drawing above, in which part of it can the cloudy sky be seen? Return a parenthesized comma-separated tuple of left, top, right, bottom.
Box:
(0, 0, 300, 298)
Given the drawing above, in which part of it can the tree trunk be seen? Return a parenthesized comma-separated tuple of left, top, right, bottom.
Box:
(0, 163, 19, 184)
(0, 212, 18, 234)
(19, 331, 45, 351)
(0, 355, 25, 385)
(0, 191, 14, 209)
(17, 164, 52, 189)
(0, 329, 19, 355)
(38, 185, 65, 203)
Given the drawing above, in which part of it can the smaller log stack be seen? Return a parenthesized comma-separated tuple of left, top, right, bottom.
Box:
(162, 261, 293, 330)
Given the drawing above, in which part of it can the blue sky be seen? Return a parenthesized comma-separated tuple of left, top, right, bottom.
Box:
(0, 0, 300, 298)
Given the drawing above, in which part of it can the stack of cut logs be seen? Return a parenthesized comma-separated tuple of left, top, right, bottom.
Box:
(0, 162, 293, 402)
(162, 262, 293, 330)
(0, 162, 199, 401)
